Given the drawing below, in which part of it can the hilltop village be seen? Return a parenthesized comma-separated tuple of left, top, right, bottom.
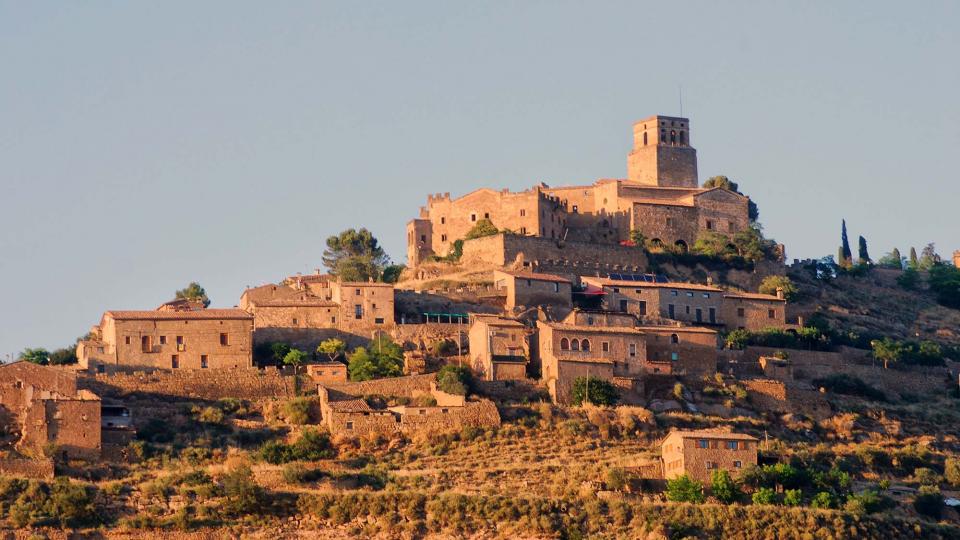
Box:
(4, 115, 960, 538)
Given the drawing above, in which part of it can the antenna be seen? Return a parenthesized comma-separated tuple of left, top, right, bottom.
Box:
(678, 85, 683, 117)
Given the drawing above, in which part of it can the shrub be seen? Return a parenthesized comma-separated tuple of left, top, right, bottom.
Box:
(435, 365, 473, 396)
(220, 464, 264, 516)
(282, 463, 326, 484)
(783, 489, 803, 506)
(8, 478, 98, 528)
(844, 490, 894, 515)
(751, 487, 778, 505)
(605, 467, 628, 491)
(348, 337, 404, 381)
(666, 475, 704, 503)
(812, 374, 886, 401)
(710, 469, 740, 503)
(810, 491, 835, 509)
(912, 467, 942, 486)
(673, 383, 685, 400)
(914, 485, 944, 519)
(759, 275, 798, 301)
(196, 406, 225, 424)
(258, 429, 336, 464)
(945, 458, 960, 487)
(570, 377, 619, 406)
(284, 398, 313, 425)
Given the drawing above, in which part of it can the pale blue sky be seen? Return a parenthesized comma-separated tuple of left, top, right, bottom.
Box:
(1, 1, 958, 359)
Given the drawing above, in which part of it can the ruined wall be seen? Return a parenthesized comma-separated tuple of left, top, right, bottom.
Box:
(324, 374, 436, 399)
(79, 368, 292, 401)
(0, 458, 54, 479)
(742, 379, 831, 420)
(44, 398, 101, 460)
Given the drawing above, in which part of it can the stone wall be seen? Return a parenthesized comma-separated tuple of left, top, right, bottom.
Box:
(324, 374, 436, 399)
(742, 378, 831, 420)
(0, 457, 54, 479)
(79, 368, 292, 401)
(461, 234, 649, 278)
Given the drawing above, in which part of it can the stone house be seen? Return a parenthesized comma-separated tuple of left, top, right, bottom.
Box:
(759, 356, 793, 381)
(537, 319, 646, 404)
(638, 325, 718, 376)
(492, 270, 572, 311)
(0, 362, 101, 460)
(77, 309, 254, 373)
(306, 361, 348, 384)
(330, 281, 395, 331)
(318, 382, 500, 437)
(407, 114, 750, 265)
(721, 291, 787, 331)
(468, 315, 529, 381)
(661, 430, 758, 483)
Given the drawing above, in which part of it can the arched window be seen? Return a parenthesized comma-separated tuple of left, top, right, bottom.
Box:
(670, 334, 680, 344)
(670, 130, 677, 144)
(643, 132, 648, 146)
(581, 339, 591, 351)
(571, 339, 580, 351)
(674, 240, 688, 253)
(560, 338, 569, 350)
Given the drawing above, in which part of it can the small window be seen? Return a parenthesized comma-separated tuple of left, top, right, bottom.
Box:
(355, 305, 363, 319)
(706, 461, 717, 470)
(671, 290, 678, 296)
(629, 343, 636, 357)
(125, 336, 131, 345)
(441, 234, 448, 242)
(571, 339, 580, 351)
(602, 341, 609, 352)
(201, 355, 208, 369)
(553, 282, 559, 293)
(520, 209, 526, 217)
(471, 213, 477, 222)
(355, 288, 361, 296)
(768, 309, 776, 319)
(702, 293, 710, 298)
(726, 441, 738, 450)
(686, 292, 694, 297)
(220, 333, 229, 346)
(670, 334, 679, 344)
(572, 205, 578, 213)
(706, 220, 713, 230)
(734, 460, 742, 468)
(737, 307, 745, 317)
(346, 421, 354, 430)
(520, 227, 526, 235)
(171, 355, 179, 369)
(671, 352, 679, 361)
(441, 408, 449, 413)
(375, 317, 385, 324)
(698, 439, 709, 449)
(638, 300, 647, 315)
(613, 287, 620, 293)
(420, 234, 426, 242)
(292, 318, 299, 325)
(560, 338, 570, 350)
(526, 279, 532, 287)
(440, 216, 445, 224)
(581, 339, 590, 352)
(331, 316, 337, 324)
(419, 409, 426, 415)
(484, 212, 490, 219)
(159, 336, 167, 345)
(587, 316, 594, 325)
(97, 364, 105, 374)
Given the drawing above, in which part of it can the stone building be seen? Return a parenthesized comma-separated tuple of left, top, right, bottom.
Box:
(581, 277, 787, 332)
(638, 325, 718, 376)
(407, 115, 750, 265)
(661, 430, 758, 483)
(306, 361, 348, 384)
(468, 315, 529, 381)
(492, 270, 572, 311)
(239, 278, 396, 349)
(537, 318, 646, 404)
(77, 309, 254, 373)
(0, 362, 101, 460)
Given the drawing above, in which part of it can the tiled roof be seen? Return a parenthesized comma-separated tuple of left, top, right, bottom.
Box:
(105, 309, 253, 321)
(495, 270, 571, 284)
(635, 325, 718, 335)
(582, 277, 721, 292)
(472, 314, 526, 327)
(666, 430, 758, 441)
(723, 292, 784, 302)
(252, 298, 339, 308)
(328, 399, 374, 413)
(541, 322, 645, 335)
(336, 281, 395, 288)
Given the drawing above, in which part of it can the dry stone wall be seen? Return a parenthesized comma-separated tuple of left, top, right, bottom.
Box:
(79, 368, 292, 401)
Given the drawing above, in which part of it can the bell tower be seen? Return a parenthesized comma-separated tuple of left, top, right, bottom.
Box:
(627, 115, 698, 188)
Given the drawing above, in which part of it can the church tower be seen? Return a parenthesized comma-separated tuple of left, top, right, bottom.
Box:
(627, 115, 698, 188)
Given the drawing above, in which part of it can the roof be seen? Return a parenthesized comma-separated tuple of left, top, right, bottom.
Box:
(471, 314, 526, 328)
(104, 309, 253, 321)
(327, 399, 374, 413)
(540, 321, 645, 335)
(582, 277, 721, 292)
(494, 270, 571, 284)
(252, 298, 339, 308)
(665, 430, 758, 442)
(723, 292, 784, 302)
(635, 325, 718, 335)
(336, 281, 395, 288)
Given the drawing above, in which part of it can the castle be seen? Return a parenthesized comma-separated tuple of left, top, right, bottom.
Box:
(407, 115, 751, 266)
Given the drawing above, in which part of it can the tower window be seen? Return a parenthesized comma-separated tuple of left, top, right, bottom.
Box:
(520, 209, 526, 217)
(680, 131, 686, 145)
(471, 214, 477, 222)
(670, 130, 677, 144)
(441, 234, 447, 242)
(484, 212, 490, 219)
(440, 216, 445, 224)
(420, 234, 426, 242)
(643, 132, 648, 146)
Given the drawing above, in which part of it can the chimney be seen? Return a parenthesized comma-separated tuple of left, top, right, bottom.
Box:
(775, 286, 785, 300)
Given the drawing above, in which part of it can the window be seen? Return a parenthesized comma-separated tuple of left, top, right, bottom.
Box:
(419, 409, 426, 415)
(553, 282, 559, 293)
(125, 336, 131, 345)
(97, 347, 104, 353)
(671, 352, 679, 361)
(581, 339, 590, 351)
(702, 293, 710, 298)
(520, 227, 526, 235)
(729, 222, 736, 232)
(709, 307, 716, 324)
(670, 334, 679, 344)
(560, 338, 570, 350)
(520, 209, 526, 217)
(159, 336, 166, 345)
(666, 217, 674, 227)
(706, 220, 713, 230)
(440, 216, 445, 224)
(671, 290, 678, 296)
(176, 336, 184, 351)
(346, 421, 354, 430)
(420, 234, 426, 242)
(706, 461, 717, 470)
(441, 408, 449, 413)
(643, 132, 648, 145)
(375, 317, 385, 324)
(686, 306, 691, 314)
(602, 341, 609, 352)
(638, 300, 647, 315)
(97, 364, 105, 374)
(141, 336, 152, 353)
(526, 279, 532, 287)
(613, 287, 620, 293)
(292, 318, 299, 325)
(698, 439, 709, 449)
(484, 212, 490, 219)
(571, 339, 580, 351)
(629, 343, 636, 357)
(686, 292, 694, 297)
(171, 355, 179, 369)
(441, 234, 447, 242)
(668, 304, 675, 318)
(737, 307, 745, 317)
(572, 205, 578, 213)
(726, 441, 738, 450)
(220, 333, 229, 346)
(331, 316, 336, 324)
(471, 213, 477, 222)
(769, 309, 776, 319)
(587, 316, 594, 325)
(201, 355, 208, 369)
(354, 305, 363, 319)
(355, 288, 361, 296)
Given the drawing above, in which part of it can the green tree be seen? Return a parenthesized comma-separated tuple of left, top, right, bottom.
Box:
(732, 226, 776, 262)
(316, 338, 347, 362)
(897, 267, 920, 289)
(758, 275, 798, 301)
(570, 376, 619, 406)
(464, 218, 499, 240)
(347, 348, 378, 381)
(919, 243, 940, 270)
(20, 348, 50, 365)
(858, 235, 871, 264)
(871, 337, 905, 369)
(928, 264, 960, 309)
(914, 486, 944, 519)
(840, 220, 852, 267)
(666, 474, 704, 503)
(810, 491, 835, 509)
(47, 347, 77, 365)
(725, 329, 751, 350)
(436, 365, 473, 395)
(877, 248, 903, 269)
(270, 342, 291, 365)
(175, 282, 211, 307)
(628, 229, 647, 248)
(220, 464, 264, 516)
(283, 349, 309, 393)
(693, 231, 736, 258)
(381, 264, 405, 283)
(751, 487, 778, 505)
(909, 247, 919, 269)
(322, 228, 390, 282)
(347, 337, 403, 381)
(783, 489, 803, 506)
(710, 469, 740, 503)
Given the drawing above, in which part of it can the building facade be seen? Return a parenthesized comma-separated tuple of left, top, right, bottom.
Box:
(468, 315, 529, 381)
(661, 430, 759, 483)
(492, 270, 572, 311)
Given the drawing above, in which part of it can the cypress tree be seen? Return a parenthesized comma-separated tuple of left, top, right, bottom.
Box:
(858, 236, 871, 264)
(891, 247, 902, 268)
(841, 220, 852, 266)
(909, 247, 919, 269)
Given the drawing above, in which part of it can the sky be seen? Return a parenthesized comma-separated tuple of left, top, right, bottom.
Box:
(1, 1, 958, 359)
